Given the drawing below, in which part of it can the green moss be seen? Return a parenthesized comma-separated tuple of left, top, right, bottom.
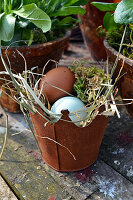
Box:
(69, 61, 110, 104)
(106, 25, 133, 59)
(96, 26, 106, 38)
(107, 27, 124, 51)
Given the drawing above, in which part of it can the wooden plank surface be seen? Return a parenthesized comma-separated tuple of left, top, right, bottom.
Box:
(0, 43, 133, 200)
(44, 159, 133, 200)
(0, 175, 18, 200)
(0, 134, 73, 200)
(0, 104, 133, 200)
(59, 43, 92, 67)
(100, 106, 133, 183)
(89, 160, 133, 200)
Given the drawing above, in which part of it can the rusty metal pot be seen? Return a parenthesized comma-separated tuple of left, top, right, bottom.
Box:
(104, 39, 133, 117)
(0, 32, 71, 112)
(78, 0, 121, 61)
(30, 108, 108, 172)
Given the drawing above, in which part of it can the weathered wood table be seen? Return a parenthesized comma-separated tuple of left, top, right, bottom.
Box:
(0, 43, 133, 200)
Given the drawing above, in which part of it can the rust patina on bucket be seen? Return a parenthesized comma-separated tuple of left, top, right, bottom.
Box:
(104, 39, 133, 117)
(30, 108, 108, 172)
(78, 0, 121, 61)
(0, 32, 71, 112)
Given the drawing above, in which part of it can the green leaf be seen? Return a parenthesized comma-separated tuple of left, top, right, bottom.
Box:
(23, 0, 39, 4)
(52, 17, 77, 30)
(103, 12, 120, 31)
(22, 29, 33, 46)
(58, 16, 78, 24)
(63, 0, 80, 6)
(46, 0, 61, 14)
(13, 3, 51, 33)
(50, 6, 86, 17)
(73, 0, 89, 6)
(63, 0, 89, 6)
(0, 0, 4, 13)
(17, 18, 29, 28)
(114, 0, 133, 24)
(4, 0, 12, 13)
(11, 0, 23, 9)
(0, 13, 16, 41)
(91, 2, 118, 11)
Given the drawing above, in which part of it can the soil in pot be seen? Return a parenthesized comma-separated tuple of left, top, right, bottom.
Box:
(104, 39, 133, 117)
(78, 0, 121, 61)
(30, 108, 108, 172)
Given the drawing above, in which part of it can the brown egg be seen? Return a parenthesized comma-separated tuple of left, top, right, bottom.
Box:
(39, 67, 75, 103)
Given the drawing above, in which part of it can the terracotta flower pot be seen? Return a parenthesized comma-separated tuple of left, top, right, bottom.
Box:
(30, 108, 108, 172)
(0, 32, 71, 112)
(0, 86, 20, 113)
(78, 0, 121, 61)
(104, 39, 133, 117)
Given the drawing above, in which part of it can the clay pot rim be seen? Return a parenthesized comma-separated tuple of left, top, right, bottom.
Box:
(103, 39, 133, 66)
(1, 31, 71, 51)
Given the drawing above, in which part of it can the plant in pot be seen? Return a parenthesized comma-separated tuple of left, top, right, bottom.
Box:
(78, 0, 121, 61)
(0, 48, 120, 171)
(0, 0, 88, 112)
(91, 0, 133, 117)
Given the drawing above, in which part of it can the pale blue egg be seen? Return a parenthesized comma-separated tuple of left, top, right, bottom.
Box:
(51, 96, 88, 125)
